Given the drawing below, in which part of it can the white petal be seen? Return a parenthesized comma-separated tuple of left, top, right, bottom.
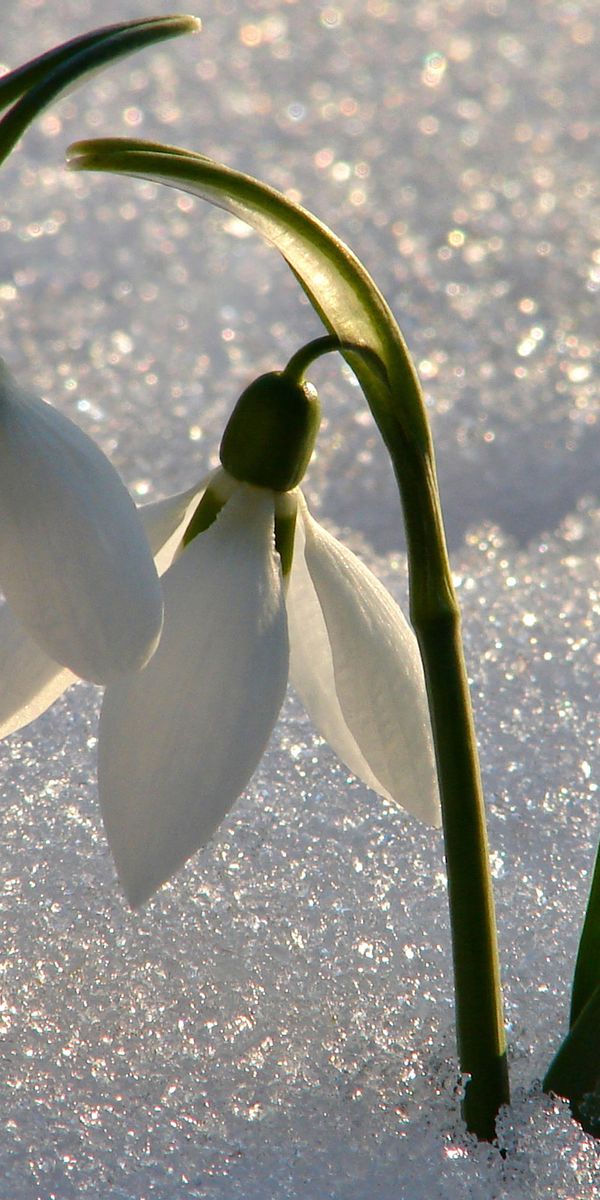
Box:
(99, 485, 289, 907)
(138, 478, 209, 573)
(0, 481, 209, 739)
(138, 467, 238, 575)
(0, 359, 163, 683)
(0, 603, 74, 738)
(288, 498, 440, 826)
(286, 514, 384, 797)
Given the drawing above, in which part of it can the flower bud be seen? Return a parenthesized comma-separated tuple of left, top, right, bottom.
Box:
(219, 371, 320, 492)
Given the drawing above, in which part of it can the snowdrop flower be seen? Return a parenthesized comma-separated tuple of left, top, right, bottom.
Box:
(0, 358, 163, 683)
(0, 362, 439, 906)
(97, 367, 441, 906)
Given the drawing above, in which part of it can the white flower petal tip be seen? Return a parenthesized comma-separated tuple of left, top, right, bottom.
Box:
(99, 485, 289, 907)
(0, 359, 163, 683)
(0, 603, 74, 737)
(288, 500, 441, 828)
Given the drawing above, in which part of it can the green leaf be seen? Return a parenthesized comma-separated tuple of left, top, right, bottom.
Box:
(569, 840, 600, 1028)
(0, 17, 200, 166)
(66, 137, 432, 460)
(544, 979, 600, 1135)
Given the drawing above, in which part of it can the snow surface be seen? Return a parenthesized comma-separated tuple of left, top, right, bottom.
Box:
(1, 0, 599, 1195)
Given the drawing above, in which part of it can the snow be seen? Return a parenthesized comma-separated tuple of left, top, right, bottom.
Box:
(0, 0, 599, 1195)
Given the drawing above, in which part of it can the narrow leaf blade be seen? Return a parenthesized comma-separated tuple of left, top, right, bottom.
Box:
(0, 17, 200, 164)
(544, 981, 600, 1135)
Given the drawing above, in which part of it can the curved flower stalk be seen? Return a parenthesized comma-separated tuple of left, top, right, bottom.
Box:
(68, 139, 509, 1139)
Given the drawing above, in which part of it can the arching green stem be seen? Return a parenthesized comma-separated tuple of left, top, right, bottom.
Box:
(285, 335, 388, 386)
(280, 334, 510, 1136)
(395, 430, 508, 1139)
(291, 337, 508, 1137)
(67, 138, 510, 1140)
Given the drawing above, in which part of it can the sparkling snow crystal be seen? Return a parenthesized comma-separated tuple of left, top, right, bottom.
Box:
(0, 1, 599, 1195)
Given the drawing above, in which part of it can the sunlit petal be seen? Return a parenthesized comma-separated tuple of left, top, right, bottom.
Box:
(0, 481, 210, 739)
(0, 359, 163, 683)
(99, 485, 289, 907)
(138, 477, 210, 572)
(287, 511, 385, 798)
(0, 603, 74, 737)
(289, 498, 440, 825)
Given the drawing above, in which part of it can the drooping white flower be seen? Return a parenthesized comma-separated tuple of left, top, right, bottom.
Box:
(0, 362, 441, 909)
(0, 358, 164, 682)
(98, 471, 441, 907)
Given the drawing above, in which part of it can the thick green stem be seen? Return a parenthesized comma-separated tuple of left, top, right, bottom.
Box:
(395, 436, 509, 1140)
(290, 337, 509, 1137)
